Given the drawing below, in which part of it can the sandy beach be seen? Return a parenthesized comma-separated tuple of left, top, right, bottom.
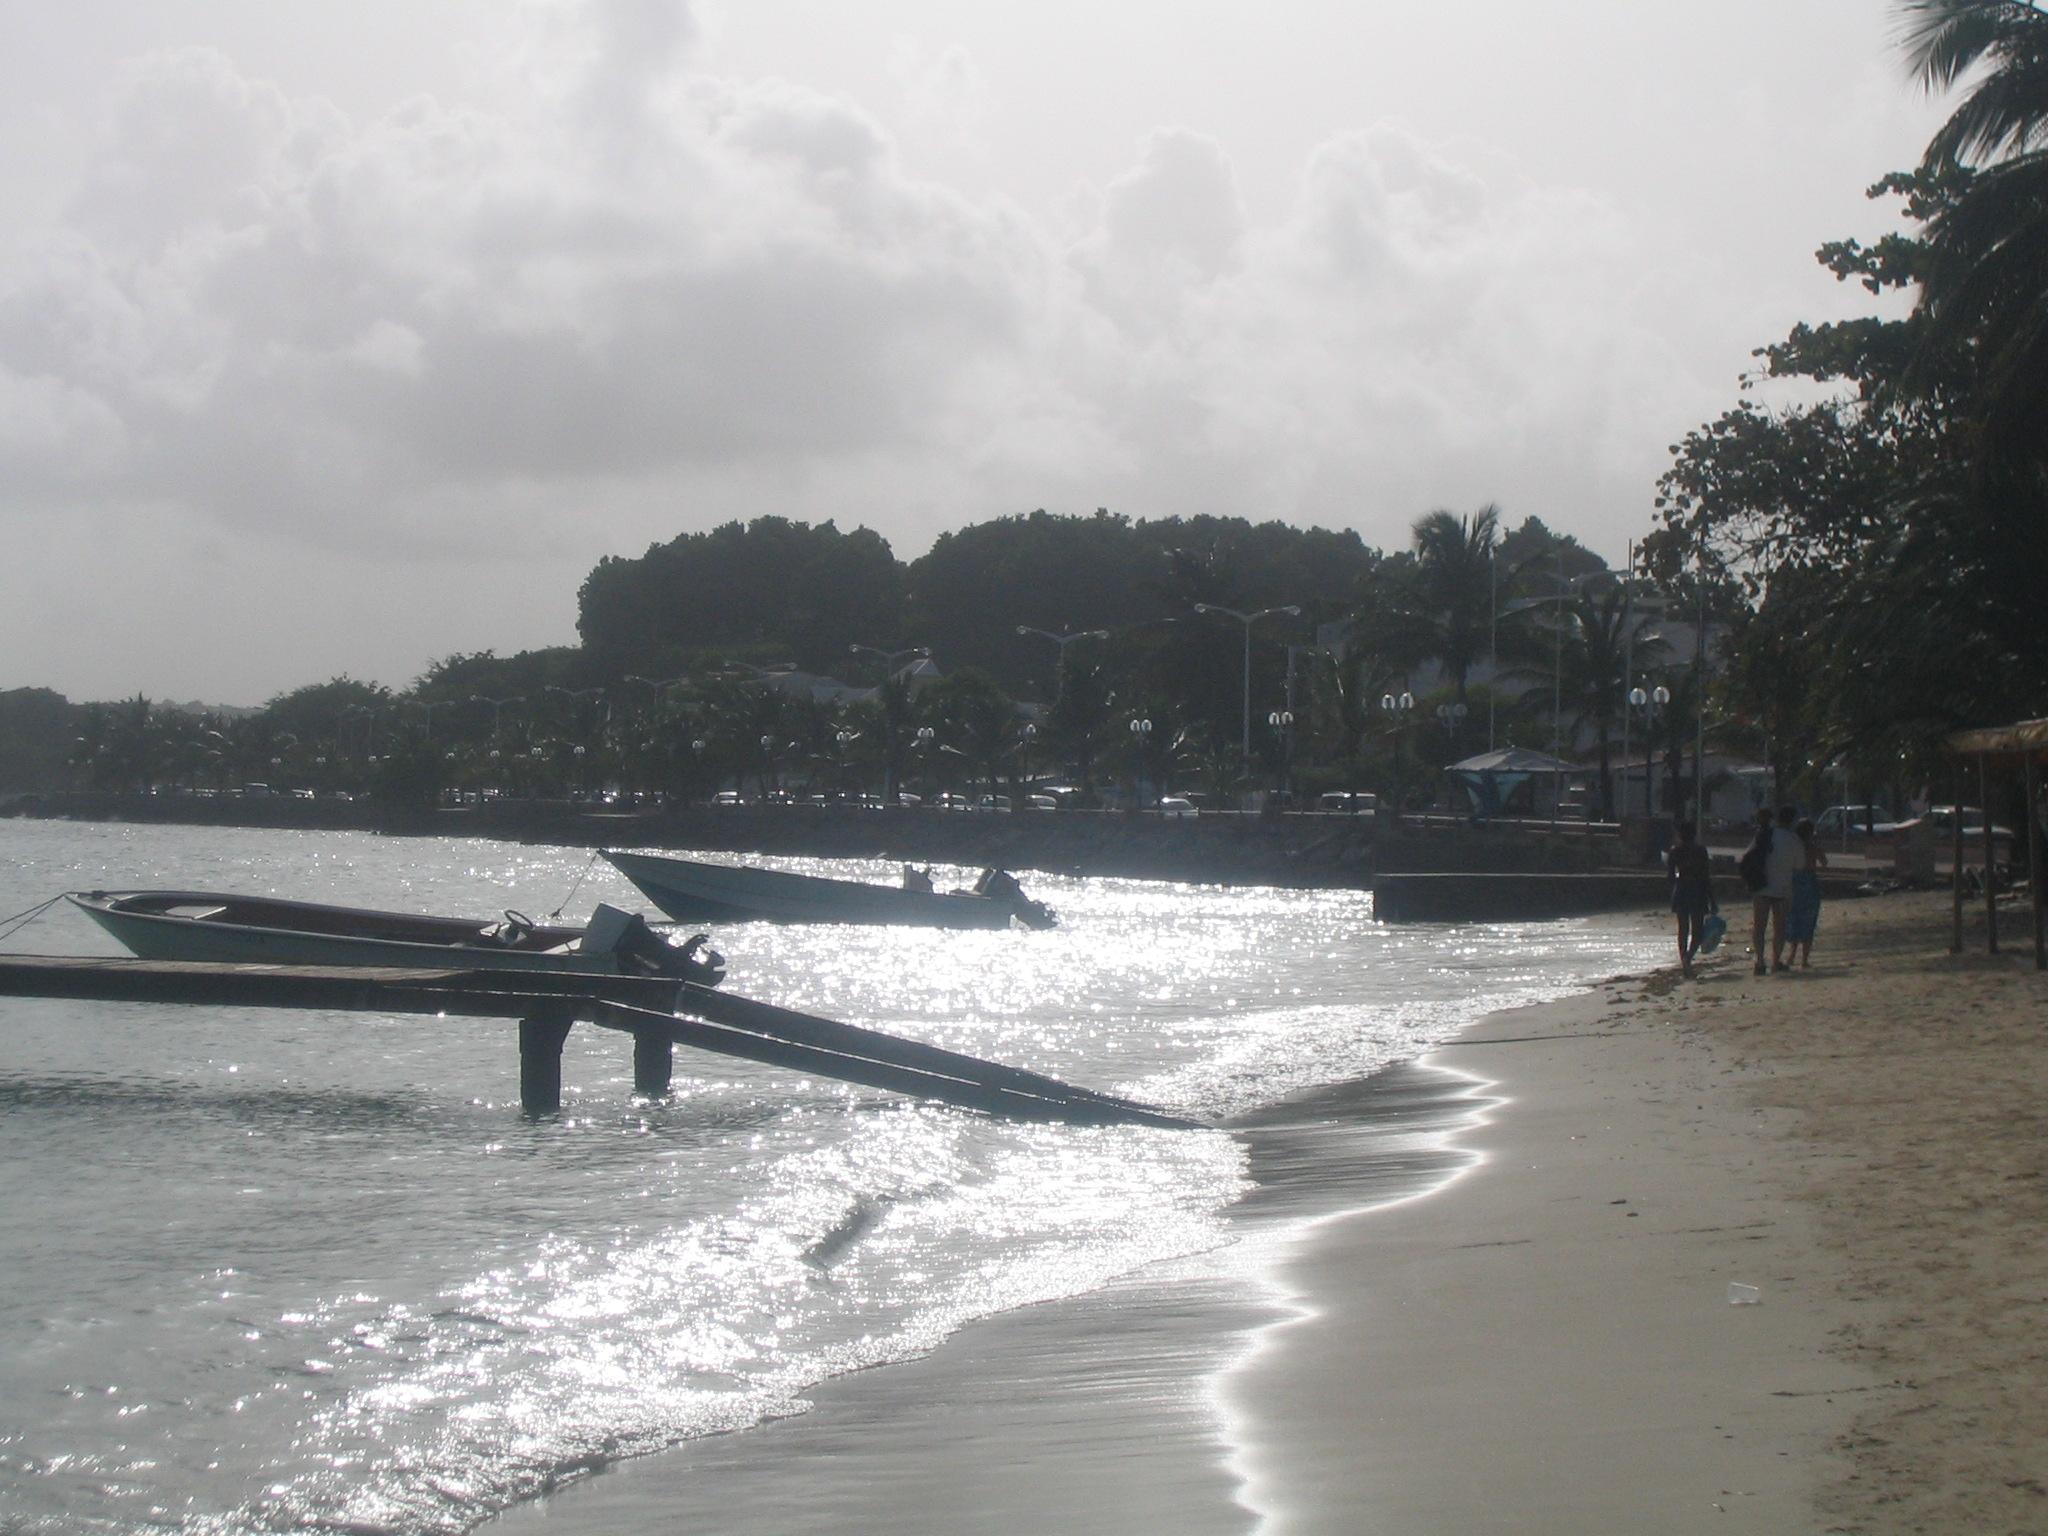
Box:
(496, 890, 2046, 1535)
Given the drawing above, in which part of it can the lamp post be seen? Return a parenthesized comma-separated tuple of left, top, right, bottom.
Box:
(849, 644, 929, 682)
(1267, 709, 1295, 802)
(1384, 696, 1417, 823)
(1193, 604, 1302, 769)
(915, 726, 936, 800)
(835, 727, 858, 797)
(1381, 691, 1414, 817)
(1015, 626, 1109, 706)
(1128, 717, 1152, 808)
(1020, 721, 1038, 795)
(471, 695, 523, 744)
(1628, 685, 1670, 818)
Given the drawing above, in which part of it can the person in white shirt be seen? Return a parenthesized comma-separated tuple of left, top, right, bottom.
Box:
(1762, 803, 1802, 973)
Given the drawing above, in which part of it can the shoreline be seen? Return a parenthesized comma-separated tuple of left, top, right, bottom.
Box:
(486, 927, 1666, 1536)
(1227, 962, 1865, 1532)
(486, 1058, 1508, 1536)
(490, 890, 2047, 1534)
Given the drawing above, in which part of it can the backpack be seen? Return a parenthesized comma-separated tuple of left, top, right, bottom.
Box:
(1738, 830, 1771, 892)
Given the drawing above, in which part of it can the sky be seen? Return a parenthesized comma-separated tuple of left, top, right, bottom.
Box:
(0, 0, 1951, 706)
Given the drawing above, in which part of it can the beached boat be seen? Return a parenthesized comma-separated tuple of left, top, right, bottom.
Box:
(67, 890, 726, 982)
(601, 850, 1057, 931)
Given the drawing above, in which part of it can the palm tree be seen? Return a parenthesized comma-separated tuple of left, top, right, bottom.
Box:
(1308, 636, 1405, 787)
(925, 669, 1020, 801)
(1899, 0, 2048, 457)
(1409, 505, 1501, 705)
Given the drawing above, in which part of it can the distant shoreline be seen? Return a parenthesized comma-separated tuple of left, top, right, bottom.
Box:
(3, 790, 1660, 894)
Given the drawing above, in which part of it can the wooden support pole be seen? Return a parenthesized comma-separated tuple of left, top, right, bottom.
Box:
(519, 1007, 576, 1116)
(2029, 752, 2044, 971)
(1953, 765, 1966, 953)
(632, 1028, 674, 1098)
(1982, 755, 1998, 955)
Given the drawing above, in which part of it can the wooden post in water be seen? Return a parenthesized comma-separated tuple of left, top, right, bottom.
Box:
(632, 1028, 674, 1098)
(519, 1006, 576, 1115)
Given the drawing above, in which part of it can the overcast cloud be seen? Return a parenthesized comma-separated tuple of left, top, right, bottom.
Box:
(0, 0, 1944, 703)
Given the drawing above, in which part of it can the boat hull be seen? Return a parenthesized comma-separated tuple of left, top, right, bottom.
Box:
(602, 851, 1028, 930)
(68, 892, 653, 975)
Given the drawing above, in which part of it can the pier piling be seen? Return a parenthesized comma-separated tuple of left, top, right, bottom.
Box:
(632, 1028, 674, 1098)
(0, 956, 1192, 1128)
(518, 1006, 576, 1116)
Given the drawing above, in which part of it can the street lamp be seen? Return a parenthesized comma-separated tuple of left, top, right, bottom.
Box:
(835, 727, 858, 796)
(1267, 709, 1295, 801)
(849, 644, 929, 681)
(1193, 604, 1302, 768)
(1015, 626, 1109, 705)
(1128, 717, 1152, 807)
(470, 695, 523, 742)
(1381, 691, 1414, 816)
(1628, 684, 1671, 817)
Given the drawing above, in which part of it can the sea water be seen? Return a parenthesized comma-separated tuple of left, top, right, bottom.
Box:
(0, 820, 1660, 1534)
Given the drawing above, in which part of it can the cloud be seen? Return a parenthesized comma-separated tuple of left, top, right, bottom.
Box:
(0, 1, 1801, 699)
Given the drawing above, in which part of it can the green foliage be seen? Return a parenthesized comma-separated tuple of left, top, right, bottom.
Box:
(0, 688, 76, 791)
(1651, 152, 2048, 758)
(577, 517, 905, 674)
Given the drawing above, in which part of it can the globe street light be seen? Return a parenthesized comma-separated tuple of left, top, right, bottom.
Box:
(1381, 691, 1414, 816)
(1268, 708, 1295, 801)
(1628, 684, 1671, 817)
(1194, 604, 1302, 768)
(835, 727, 858, 796)
(914, 725, 936, 799)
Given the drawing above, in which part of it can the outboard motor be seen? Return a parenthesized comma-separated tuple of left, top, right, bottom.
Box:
(580, 902, 726, 985)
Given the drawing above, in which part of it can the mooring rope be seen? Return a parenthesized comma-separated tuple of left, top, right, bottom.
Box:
(0, 893, 67, 945)
(548, 850, 602, 920)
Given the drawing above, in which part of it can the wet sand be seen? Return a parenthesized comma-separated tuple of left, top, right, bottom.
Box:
(493, 891, 2048, 1534)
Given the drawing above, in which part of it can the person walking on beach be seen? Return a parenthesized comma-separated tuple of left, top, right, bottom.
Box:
(1761, 804, 1801, 972)
(1740, 808, 1777, 975)
(1785, 816, 1826, 968)
(1666, 818, 1715, 978)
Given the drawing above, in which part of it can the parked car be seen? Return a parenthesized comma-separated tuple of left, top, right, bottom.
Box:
(1034, 785, 1096, 810)
(1813, 804, 1896, 839)
(931, 793, 975, 812)
(1318, 790, 1378, 814)
(711, 790, 745, 806)
(1158, 796, 1198, 818)
(1891, 806, 2014, 842)
(1027, 793, 1059, 811)
(976, 794, 1013, 813)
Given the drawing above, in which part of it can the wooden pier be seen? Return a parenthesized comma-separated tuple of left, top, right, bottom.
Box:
(0, 955, 1193, 1129)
